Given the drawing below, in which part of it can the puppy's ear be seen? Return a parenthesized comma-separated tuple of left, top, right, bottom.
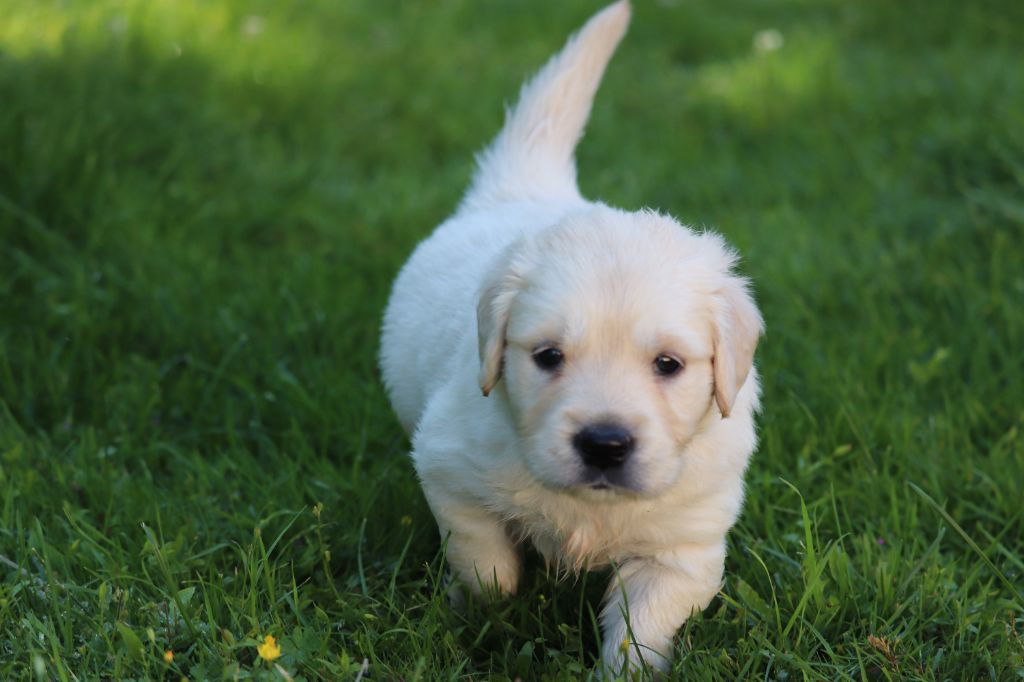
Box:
(477, 256, 524, 396)
(712, 276, 763, 417)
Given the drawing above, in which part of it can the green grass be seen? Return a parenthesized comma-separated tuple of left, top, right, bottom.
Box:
(1, 0, 1022, 678)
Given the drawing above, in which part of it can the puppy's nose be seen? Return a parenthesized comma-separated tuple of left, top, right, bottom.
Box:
(573, 423, 635, 470)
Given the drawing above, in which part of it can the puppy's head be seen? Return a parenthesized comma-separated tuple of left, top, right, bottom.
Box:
(477, 205, 762, 498)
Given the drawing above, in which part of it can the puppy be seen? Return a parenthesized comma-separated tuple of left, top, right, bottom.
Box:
(380, 1, 762, 674)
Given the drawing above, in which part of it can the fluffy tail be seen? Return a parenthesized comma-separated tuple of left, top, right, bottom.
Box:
(461, 1, 631, 210)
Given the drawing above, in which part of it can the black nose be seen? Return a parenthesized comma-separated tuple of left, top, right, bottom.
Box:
(573, 423, 635, 470)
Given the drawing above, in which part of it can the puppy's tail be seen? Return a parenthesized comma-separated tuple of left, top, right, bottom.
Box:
(461, 1, 631, 211)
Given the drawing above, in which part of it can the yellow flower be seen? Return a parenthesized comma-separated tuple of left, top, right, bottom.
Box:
(400, 515, 412, 526)
(257, 634, 282, 662)
(163, 650, 174, 663)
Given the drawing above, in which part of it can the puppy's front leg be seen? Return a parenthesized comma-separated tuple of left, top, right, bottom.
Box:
(426, 491, 521, 604)
(600, 545, 726, 675)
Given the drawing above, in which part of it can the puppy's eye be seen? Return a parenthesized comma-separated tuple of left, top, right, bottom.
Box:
(533, 347, 564, 371)
(654, 355, 684, 377)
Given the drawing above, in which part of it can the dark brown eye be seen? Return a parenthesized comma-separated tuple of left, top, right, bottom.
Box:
(533, 347, 564, 371)
(654, 355, 683, 377)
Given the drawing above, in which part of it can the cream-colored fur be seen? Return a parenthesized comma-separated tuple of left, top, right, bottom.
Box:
(379, 1, 763, 674)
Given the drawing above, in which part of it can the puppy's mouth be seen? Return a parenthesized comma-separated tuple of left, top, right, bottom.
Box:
(569, 478, 643, 503)
(575, 469, 641, 495)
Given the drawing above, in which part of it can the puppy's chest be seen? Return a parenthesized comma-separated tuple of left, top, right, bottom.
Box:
(504, 498, 659, 571)
(527, 521, 615, 571)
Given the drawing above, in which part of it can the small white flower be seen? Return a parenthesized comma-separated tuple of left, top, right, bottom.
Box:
(753, 29, 784, 54)
(242, 15, 266, 37)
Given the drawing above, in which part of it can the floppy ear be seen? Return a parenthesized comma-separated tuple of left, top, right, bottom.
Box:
(712, 277, 764, 418)
(477, 260, 523, 396)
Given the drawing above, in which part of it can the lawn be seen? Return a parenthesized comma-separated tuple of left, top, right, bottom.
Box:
(1, 0, 1022, 679)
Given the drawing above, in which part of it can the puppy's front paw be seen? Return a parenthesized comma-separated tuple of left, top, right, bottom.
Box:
(598, 550, 725, 677)
(437, 519, 522, 607)
(599, 626, 671, 678)
(445, 552, 521, 605)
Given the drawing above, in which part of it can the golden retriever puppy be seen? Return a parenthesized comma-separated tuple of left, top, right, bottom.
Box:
(380, 1, 763, 673)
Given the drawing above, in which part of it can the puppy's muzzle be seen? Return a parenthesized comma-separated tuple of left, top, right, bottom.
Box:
(573, 423, 635, 471)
